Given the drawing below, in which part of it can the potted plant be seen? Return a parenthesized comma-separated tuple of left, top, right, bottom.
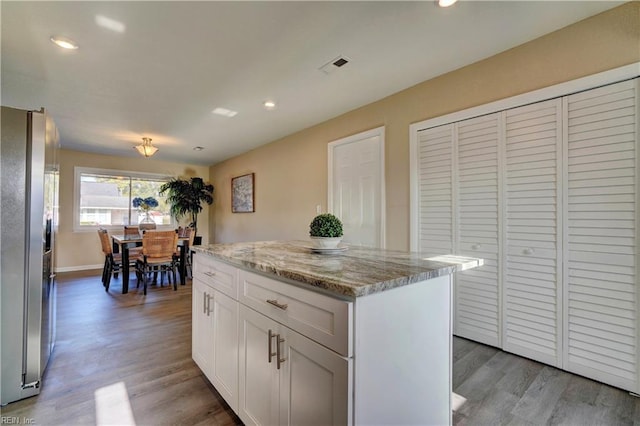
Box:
(309, 213, 344, 249)
(159, 177, 214, 244)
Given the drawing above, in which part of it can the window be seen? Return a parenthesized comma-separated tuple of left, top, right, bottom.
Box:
(74, 167, 174, 231)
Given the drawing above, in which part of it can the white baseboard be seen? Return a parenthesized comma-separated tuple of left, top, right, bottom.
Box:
(56, 264, 103, 273)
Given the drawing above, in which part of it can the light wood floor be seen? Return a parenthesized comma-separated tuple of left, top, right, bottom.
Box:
(0, 270, 240, 425)
(1, 270, 639, 425)
(453, 338, 640, 425)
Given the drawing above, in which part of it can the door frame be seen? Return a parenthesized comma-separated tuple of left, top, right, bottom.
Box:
(327, 126, 386, 248)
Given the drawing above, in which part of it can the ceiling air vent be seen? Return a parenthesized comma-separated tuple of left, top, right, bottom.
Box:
(319, 55, 350, 75)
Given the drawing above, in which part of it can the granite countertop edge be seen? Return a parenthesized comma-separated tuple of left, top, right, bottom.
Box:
(192, 241, 483, 298)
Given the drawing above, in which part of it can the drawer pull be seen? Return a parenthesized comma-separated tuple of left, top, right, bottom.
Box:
(204, 271, 216, 277)
(266, 299, 288, 310)
(524, 248, 535, 255)
(276, 334, 285, 370)
(268, 329, 277, 363)
(203, 292, 207, 314)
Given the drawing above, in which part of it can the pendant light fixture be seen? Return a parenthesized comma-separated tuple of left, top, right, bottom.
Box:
(134, 137, 158, 158)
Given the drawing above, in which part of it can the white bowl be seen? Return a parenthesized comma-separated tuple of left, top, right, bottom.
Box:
(310, 236, 342, 249)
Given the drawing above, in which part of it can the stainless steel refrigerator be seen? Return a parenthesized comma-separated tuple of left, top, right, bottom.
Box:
(1, 106, 59, 405)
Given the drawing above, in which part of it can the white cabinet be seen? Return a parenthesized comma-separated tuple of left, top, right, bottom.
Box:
(192, 255, 239, 411)
(192, 277, 214, 379)
(237, 305, 280, 425)
(238, 305, 350, 426)
(413, 77, 639, 392)
(210, 289, 238, 411)
(194, 252, 455, 425)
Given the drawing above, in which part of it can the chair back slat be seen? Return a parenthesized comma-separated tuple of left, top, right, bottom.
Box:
(142, 230, 178, 258)
(178, 226, 196, 246)
(98, 229, 112, 255)
(124, 225, 140, 236)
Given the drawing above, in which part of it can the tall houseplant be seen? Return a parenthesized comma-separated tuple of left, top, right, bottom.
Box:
(159, 177, 214, 240)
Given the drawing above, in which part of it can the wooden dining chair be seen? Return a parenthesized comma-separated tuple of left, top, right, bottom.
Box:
(98, 228, 121, 292)
(180, 227, 196, 278)
(134, 230, 179, 295)
(124, 225, 140, 236)
(124, 225, 143, 258)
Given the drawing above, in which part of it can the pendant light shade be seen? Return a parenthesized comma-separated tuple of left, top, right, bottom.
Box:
(134, 137, 158, 157)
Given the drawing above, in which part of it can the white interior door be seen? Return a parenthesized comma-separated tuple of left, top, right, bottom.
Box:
(328, 127, 385, 248)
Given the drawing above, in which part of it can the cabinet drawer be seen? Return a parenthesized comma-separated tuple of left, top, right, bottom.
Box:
(238, 270, 352, 357)
(193, 254, 239, 300)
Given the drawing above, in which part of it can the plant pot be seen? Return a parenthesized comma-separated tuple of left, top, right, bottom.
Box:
(310, 236, 342, 249)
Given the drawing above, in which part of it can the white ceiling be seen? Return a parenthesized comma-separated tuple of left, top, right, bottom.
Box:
(1, 1, 622, 166)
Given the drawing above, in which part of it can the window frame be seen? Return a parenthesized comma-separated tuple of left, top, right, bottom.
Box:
(73, 166, 176, 232)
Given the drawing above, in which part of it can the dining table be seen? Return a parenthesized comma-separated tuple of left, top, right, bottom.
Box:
(111, 233, 190, 294)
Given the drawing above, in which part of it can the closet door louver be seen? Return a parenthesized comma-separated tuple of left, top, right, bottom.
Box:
(416, 125, 454, 256)
(504, 99, 563, 367)
(455, 114, 501, 346)
(564, 79, 638, 392)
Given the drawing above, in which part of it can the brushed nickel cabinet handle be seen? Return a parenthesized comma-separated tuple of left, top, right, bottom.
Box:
(203, 292, 207, 315)
(266, 299, 288, 310)
(204, 271, 216, 277)
(276, 334, 285, 370)
(206, 294, 212, 316)
(268, 329, 277, 363)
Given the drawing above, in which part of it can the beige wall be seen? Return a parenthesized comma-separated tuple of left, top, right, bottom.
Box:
(57, 149, 211, 270)
(209, 2, 640, 250)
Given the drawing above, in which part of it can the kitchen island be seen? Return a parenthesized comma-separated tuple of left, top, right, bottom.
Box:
(192, 241, 482, 425)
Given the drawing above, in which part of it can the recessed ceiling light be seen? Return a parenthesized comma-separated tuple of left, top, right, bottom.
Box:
(193, 146, 204, 151)
(212, 107, 238, 117)
(50, 36, 79, 50)
(95, 15, 126, 33)
(438, 0, 458, 7)
(263, 101, 276, 110)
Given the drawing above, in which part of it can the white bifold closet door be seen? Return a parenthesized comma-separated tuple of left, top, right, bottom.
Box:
(503, 99, 563, 367)
(455, 115, 501, 347)
(416, 115, 501, 346)
(563, 79, 638, 391)
(416, 125, 454, 257)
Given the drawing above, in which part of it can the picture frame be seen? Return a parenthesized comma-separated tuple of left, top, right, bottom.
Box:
(231, 173, 255, 213)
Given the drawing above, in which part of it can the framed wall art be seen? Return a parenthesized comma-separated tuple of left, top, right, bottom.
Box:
(231, 173, 255, 213)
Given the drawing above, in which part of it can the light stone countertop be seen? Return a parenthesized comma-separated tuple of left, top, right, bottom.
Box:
(193, 240, 483, 298)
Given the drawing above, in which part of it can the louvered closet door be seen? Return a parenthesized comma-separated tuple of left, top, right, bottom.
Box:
(564, 78, 638, 392)
(455, 114, 501, 346)
(504, 99, 562, 367)
(416, 125, 454, 256)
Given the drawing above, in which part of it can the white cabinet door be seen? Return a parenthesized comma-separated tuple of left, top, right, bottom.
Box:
(564, 78, 638, 392)
(503, 98, 563, 367)
(211, 289, 239, 412)
(455, 114, 501, 347)
(192, 278, 214, 379)
(238, 304, 351, 426)
(279, 326, 351, 426)
(238, 305, 280, 426)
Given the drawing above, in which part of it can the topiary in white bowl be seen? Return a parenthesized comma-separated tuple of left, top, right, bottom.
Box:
(309, 213, 343, 249)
